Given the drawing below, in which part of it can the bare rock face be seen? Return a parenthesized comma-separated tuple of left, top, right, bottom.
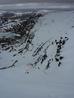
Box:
(0, 11, 43, 51)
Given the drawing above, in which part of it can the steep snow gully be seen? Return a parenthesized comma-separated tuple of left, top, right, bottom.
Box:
(0, 9, 74, 98)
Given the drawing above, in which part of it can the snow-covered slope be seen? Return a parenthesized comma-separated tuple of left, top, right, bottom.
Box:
(0, 9, 74, 98)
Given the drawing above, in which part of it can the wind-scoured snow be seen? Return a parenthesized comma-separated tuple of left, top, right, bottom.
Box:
(0, 8, 74, 98)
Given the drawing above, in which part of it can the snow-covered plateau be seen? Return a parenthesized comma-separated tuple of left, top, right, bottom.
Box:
(0, 4, 74, 98)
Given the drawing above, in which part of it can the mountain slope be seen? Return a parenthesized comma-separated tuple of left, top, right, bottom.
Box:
(0, 9, 74, 98)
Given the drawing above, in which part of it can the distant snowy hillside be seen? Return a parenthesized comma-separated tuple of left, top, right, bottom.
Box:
(0, 8, 74, 98)
(0, 3, 74, 10)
